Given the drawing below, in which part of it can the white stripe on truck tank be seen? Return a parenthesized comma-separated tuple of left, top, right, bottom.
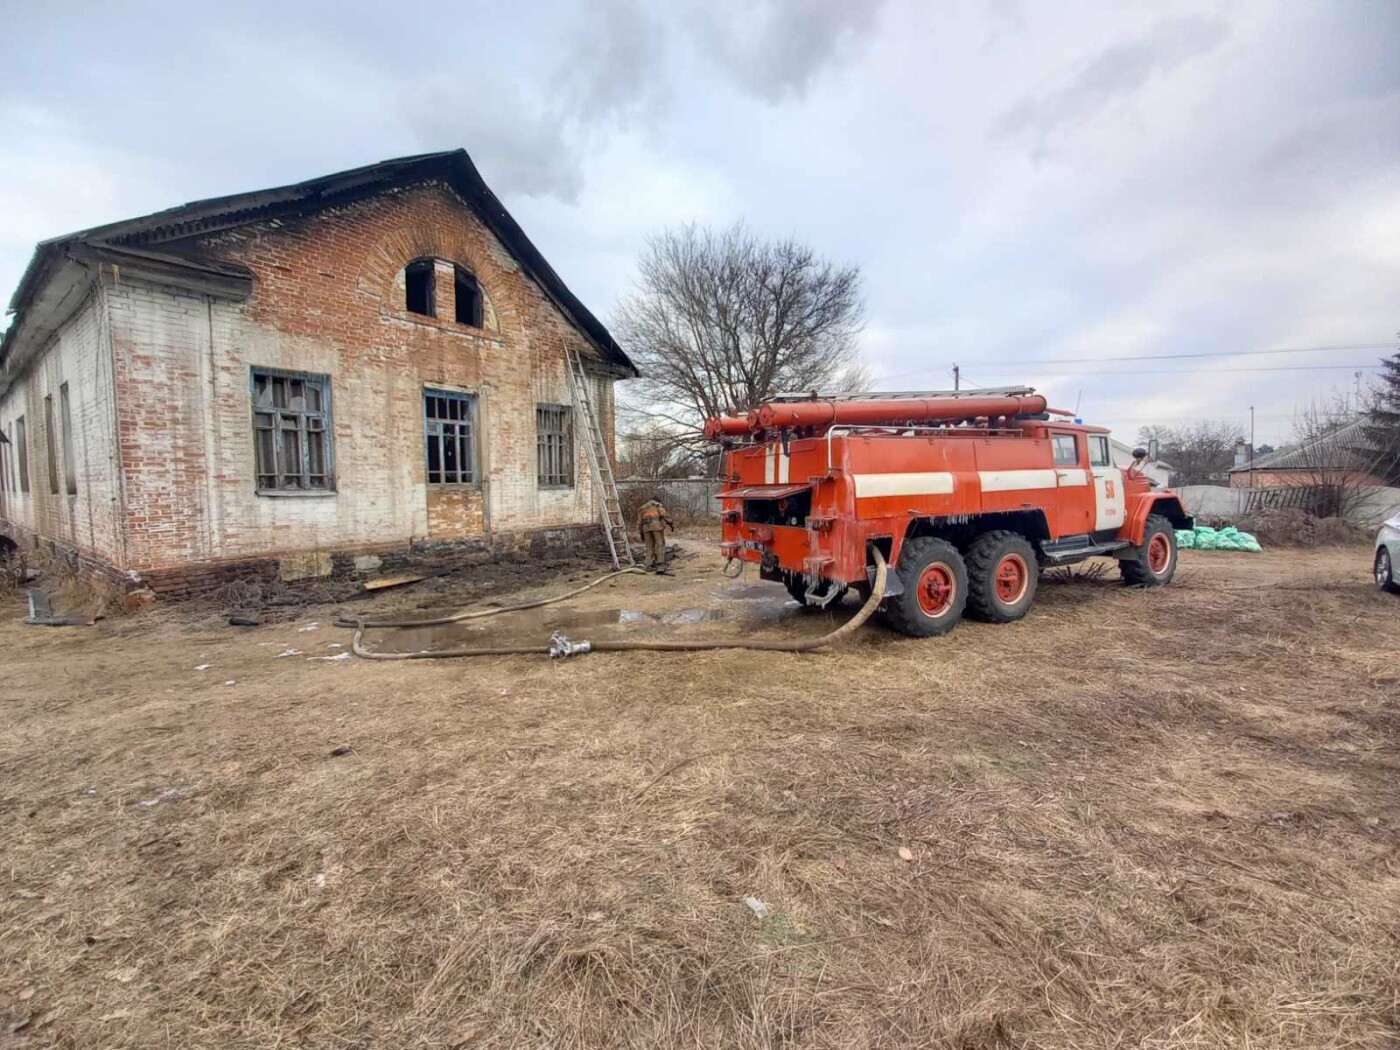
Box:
(852, 472, 956, 498)
(763, 445, 791, 485)
(977, 469, 1060, 491)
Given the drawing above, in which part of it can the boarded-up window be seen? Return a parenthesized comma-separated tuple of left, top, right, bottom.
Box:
(16, 416, 29, 493)
(60, 384, 77, 495)
(536, 405, 573, 488)
(251, 368, 334, 493)
(44, 395, 58, 494)
(424, 390, 475, 485)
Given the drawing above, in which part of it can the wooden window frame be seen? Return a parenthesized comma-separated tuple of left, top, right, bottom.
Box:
(424, 389, 477, 486)
(536, 404, 574, 488)
(250, 367, 336, 495)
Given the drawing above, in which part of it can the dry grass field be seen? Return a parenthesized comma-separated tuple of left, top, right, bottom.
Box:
(2, 542, 1397, 1049)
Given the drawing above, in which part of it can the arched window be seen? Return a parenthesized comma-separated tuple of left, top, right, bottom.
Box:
(404, 258, 436, 317)
(454, 265, 483, 327)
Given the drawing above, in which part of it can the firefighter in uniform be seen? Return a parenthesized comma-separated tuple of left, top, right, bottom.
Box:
(637, 496, 675, 572)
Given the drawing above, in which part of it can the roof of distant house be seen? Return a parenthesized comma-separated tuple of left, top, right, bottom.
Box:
(1, 149, 636, 375)
(1228, 417, 1372, 473)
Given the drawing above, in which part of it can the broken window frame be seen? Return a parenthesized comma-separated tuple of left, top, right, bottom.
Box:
(16, 416, 29, 493)
(250, 367, 335, 495)
(59, 383, 77, 495)
(536, 404, 574, 488)
(453, 265, 484, 327)
(424, 389, 477, 486)
(405, 258, 436, 318)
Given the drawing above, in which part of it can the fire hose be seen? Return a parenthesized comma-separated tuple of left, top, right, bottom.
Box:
(334, 548, 888, 660)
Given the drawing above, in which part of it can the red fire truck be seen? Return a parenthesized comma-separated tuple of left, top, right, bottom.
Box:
(704, 387, 1192, 637)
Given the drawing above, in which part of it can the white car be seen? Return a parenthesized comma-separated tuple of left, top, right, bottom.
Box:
(1375, 517, 1400, 593)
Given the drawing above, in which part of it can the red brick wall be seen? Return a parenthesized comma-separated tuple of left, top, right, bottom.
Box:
(106, 181, 623, 574)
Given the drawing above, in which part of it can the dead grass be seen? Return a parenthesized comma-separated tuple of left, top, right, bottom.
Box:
(1, 544, 1397, 1048)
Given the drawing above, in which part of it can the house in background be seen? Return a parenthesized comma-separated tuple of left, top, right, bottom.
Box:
(0, 151, 637, 596)
(1227, 418, 1383, 489)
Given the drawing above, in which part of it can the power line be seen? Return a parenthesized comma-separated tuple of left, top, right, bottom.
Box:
(961, 363, 1383, 376)
(968, 341, 1396, 366)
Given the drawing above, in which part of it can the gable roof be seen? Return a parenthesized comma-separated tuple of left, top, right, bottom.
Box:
(1228, 417, 1372, 473)
(1, 149, 636, 377)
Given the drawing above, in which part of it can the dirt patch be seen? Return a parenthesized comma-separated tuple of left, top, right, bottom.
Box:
(0, 540, 1397, 1048)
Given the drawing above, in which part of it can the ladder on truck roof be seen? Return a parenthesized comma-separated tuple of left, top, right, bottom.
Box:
(765, 385, 1035, 403)
(565, 346, 635, 570)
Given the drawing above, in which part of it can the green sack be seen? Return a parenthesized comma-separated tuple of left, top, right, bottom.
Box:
(1176, 529, 1196, 549)
(1235, 530, 1262, 553)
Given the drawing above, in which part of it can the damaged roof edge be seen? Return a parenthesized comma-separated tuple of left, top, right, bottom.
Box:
(1, 149, 638, 378)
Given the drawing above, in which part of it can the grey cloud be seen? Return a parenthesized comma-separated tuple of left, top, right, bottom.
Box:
(995, 15, 1230, 148)
(689, 0, 888, 104)
(557, 0, 671, 122)
(403, 80, 584, 202)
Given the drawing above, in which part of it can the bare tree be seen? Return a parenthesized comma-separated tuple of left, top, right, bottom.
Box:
(614, 223, 865, 437)
(616, 419, 701, 479)
(1272, 397, 1396, 518)
(1137, 421, 1243, 486)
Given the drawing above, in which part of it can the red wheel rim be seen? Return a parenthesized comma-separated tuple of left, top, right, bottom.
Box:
(994, 553, 1029, 604)
(917, 563, 956, 617)
(1147, 533, 1171, 574)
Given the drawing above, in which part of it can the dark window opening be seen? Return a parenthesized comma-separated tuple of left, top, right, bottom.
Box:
(251, 368, 334, 492)
(60, 384, 77, 495)
(44, 395, 59, 494)
(454, 266, 483, 327)
(405, 259, 436, 317)
(16, 416, 29, 493)
(536, 405, 573, 487)
(425, 390, 475, 485)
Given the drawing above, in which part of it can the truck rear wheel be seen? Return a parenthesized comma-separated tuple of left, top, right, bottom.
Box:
(880, 537, 968, 637)
(1120, 513, 1177, 586)
(965, 531, 1038, 623)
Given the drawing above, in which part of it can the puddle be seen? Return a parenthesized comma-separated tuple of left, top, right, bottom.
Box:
(660, 607, 722, 625)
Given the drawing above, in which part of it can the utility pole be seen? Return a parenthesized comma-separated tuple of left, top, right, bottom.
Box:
(952, 364, 960, 391)
(1249, 405, 1256, 489)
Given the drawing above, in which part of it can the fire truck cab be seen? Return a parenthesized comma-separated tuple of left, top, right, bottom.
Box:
(707, 387, 1192, 637)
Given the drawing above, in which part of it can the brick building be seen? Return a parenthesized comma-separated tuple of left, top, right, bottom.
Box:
(0, 151, 637, 596)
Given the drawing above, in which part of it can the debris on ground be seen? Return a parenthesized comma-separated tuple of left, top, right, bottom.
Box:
(227, 615, 260, 627)
(363, 575, 427, 592)
(742, 896, 770, 919)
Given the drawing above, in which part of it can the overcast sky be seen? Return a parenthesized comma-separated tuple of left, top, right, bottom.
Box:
(2, 0, 1397, 444)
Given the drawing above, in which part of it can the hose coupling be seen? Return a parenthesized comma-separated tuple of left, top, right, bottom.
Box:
(549, 633, 593, 659)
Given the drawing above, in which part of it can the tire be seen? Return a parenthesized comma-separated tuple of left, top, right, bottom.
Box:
(785, 575, 848, 608)
(1120, 513, 1177, 587)
(965, 530, 1039, 623)
(879, 537, 968, 637)
(1375, 547, 1400, 594)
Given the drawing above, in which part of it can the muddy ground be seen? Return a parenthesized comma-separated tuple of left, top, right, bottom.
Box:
(1, 540, 1397, 1049)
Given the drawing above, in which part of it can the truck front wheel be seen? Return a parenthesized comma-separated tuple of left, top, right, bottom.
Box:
(1120, 513, 1178, 586)
(880, 537, 968, 637)
(965, 531, 1039, 623)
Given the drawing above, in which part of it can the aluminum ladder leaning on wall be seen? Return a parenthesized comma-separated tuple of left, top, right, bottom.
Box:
(565, 346, 635, 569)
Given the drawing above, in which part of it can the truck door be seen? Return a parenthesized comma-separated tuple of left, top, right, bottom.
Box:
(1087, 434, 1125, 533)
(1051, 432, 1094, 535)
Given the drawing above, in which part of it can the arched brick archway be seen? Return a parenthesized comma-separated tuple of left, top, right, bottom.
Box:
(358, 223, 500, 331)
